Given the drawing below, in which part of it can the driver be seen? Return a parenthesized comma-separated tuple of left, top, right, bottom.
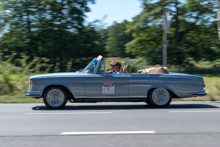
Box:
(108, 61, 122, 74)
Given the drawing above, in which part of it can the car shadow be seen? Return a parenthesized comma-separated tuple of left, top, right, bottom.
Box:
(32, 103, 219, 111)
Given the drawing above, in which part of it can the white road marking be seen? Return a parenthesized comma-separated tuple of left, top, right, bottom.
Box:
(169, 110, 220, 113)
(61, 131, 156, 135)
(25, 112, 112, 115)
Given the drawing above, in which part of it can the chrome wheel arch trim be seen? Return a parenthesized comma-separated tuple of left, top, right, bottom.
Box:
(146, 86, 176, 98)
(42, 84, 74, 98)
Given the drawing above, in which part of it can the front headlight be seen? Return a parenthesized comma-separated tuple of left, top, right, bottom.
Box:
(29, 80, 33, 90)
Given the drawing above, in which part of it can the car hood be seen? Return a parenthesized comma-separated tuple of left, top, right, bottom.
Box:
(30, 72, 85, 79)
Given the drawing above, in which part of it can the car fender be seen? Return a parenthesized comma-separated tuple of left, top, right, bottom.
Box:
(42, 83, 74, 97)
(146, 86, 176, 97)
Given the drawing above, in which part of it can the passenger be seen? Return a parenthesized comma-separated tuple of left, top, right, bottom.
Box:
(108, 61, 122, 74)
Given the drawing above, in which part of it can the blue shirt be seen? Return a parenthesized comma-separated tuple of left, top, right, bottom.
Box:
(114, 70, 122, 74)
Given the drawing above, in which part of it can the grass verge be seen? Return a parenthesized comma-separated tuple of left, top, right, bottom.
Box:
(0, 57, 219, 103)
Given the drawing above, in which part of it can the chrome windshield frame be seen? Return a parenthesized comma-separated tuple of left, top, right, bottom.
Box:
(94, 58, 102, 74)
(81, 58, 100, 74)
(96, 60, 106, 75)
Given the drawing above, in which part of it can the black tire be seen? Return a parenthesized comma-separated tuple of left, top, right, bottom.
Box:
(145, 98, 153, 106)
(148, 88, 172, 108)
(43, 86, 67, 109)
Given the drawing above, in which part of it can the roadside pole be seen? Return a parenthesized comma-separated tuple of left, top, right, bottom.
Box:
(217, 0, 220, 40)
(162, 9, 171, 68)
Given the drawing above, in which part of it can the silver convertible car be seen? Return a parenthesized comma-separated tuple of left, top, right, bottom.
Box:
(25, 56, 207, 109)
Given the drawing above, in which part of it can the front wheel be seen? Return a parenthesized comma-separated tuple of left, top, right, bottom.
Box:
(43, 86, 67, 109)
(145, 98, 153, 106)
(148, 88, 172, 108)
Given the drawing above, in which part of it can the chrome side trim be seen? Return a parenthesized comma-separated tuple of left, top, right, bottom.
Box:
(74, 95, 147, 98)
(25, 90, 42, 97)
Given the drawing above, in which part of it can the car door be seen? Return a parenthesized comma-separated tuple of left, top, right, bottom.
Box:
(84, 74, 129, 97)
(125, 61, 149, 97)
(128, 73, 150, 96)
(84, 61, 128, 97)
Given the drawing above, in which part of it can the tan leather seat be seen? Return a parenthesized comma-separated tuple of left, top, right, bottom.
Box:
(147, 67, 169, 75)
(123, 65, 131, 73)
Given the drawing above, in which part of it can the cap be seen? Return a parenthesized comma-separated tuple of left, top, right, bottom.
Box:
(110, 61, 117, 66)
(110, 61, 122, 68)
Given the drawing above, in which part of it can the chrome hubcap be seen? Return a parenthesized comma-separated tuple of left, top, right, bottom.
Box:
(152, 88, 170, 105)
(46, 89, 65, 107)
(50, 92, 61, 103)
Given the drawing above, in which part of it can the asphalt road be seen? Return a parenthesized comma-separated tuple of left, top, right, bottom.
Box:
(0, 101, 220, 147)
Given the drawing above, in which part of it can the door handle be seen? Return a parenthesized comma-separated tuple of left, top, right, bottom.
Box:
(121, 80, 128, 82)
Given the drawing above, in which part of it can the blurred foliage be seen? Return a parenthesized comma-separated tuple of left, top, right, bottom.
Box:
(105, 20, 134, 58)
(1, 0, 220, 102)
(0, 0, 219, 71)
(0, 0, 106, 72)
(126, 0, 220, 66)
(0, 61, 19, 95)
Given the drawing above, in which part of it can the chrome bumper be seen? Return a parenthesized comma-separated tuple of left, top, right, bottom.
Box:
(25, 90, 42, 97)
(189, 90, 207, 97)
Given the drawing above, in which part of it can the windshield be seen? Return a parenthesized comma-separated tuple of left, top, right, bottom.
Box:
(125, 61, 146, 74)
(81, 59, 99, 73)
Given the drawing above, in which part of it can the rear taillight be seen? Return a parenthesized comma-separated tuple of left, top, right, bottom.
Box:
(203, 84, 205, 88)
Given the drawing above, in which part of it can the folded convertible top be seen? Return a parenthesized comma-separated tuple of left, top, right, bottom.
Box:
(138, 67, 169, 75)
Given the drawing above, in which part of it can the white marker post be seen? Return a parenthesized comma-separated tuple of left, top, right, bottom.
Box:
(162, 8, 171, 68)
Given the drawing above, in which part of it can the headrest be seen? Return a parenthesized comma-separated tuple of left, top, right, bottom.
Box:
(123, 65, 131, 73)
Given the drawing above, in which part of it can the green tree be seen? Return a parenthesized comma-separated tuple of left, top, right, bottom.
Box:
(0, 0, 107, 72)
(106, 20, 133, 58)
(126, 0, 219, 66)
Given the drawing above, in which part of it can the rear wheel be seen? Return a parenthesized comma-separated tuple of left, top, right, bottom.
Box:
(43, 86, 67, 109)
(148, 88, 172, 108)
